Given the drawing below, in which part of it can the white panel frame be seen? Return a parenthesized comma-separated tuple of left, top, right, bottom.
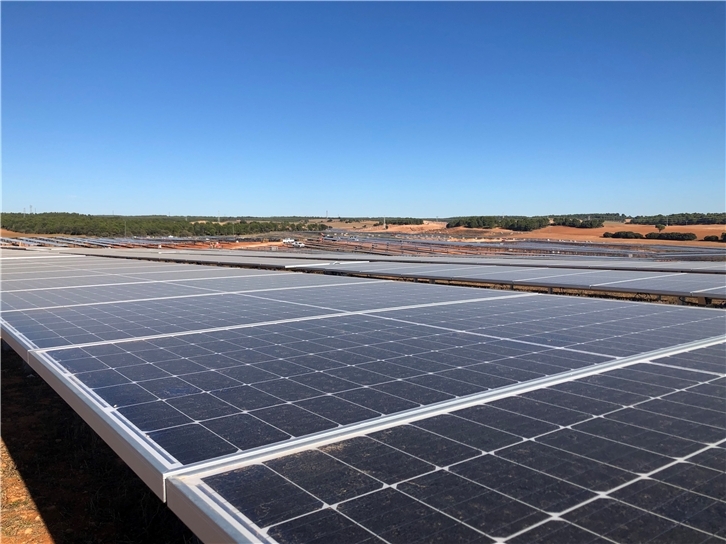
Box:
(1, 322, 178, 499)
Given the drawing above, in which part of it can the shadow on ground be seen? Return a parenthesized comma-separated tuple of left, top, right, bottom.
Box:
(1, 348, 201, 544)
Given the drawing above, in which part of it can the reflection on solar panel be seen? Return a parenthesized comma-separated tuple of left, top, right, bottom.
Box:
(1, 251, 724, 543)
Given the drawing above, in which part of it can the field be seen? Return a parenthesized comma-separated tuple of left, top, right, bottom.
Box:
(513, 222, 726, 246)
(4, 219, 725, 249)
(306, 220, 726, 247)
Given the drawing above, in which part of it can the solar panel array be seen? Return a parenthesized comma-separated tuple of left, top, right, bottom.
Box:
(76, 247, 726, 273)
(313, 262, 726, 299)
(68, 248, 726, 300)
(174, 343, 725, 544)
(1, 249, 724, 543)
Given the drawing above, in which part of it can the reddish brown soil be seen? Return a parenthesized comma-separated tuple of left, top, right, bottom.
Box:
(312, 220, 725, 248)
(0, 229, 25, 238)
(509, 223, 726, 248)
(437, 223, 725, 248)
(357, 221, 449, 233)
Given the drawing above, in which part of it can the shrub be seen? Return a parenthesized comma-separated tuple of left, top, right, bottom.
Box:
(645, 232, 697, 241)
(385, 218, 424, 225)
(446, 216, 549, 231)
(551, 217, 605, 228)
(603, 232, 613, 238)
(607, 231, 644, 239)
(703, 235, 719, 242)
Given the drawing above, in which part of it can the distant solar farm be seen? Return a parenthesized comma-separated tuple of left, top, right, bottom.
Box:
(1, 237, 724, 543)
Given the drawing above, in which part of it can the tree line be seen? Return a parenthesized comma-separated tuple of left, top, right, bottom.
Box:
(447, 212, 726, 232)
(603, 231, 698, 241)
(552, 213, 626, 222)
(382, 218, 424, 225)
(445, 214, 629, 231)
(551, 217, 605, 228)
(1, 213, 330, 237)
(446, 216, 551, 231)
(630, 213, 726, 226)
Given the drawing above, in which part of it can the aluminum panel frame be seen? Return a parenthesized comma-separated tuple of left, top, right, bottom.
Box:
(1, 322, 177, 500)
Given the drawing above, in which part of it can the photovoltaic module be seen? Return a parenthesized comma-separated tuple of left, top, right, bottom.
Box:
(1, 250, 723, 543)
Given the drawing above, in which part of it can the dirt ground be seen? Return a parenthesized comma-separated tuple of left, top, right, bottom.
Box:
(435, 222, 725, 248)
(316, 219, 450, 233)
(309, 220, 725, 247)
(225, 240, 283, 250)
(1, 348, 200, 544)
(513, 222, 725, 243)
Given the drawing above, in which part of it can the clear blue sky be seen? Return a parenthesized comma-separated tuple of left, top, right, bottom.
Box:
(3, 2, 724, 218)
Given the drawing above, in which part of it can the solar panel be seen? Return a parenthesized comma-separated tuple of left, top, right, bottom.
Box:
(315, 262, 726, 300)
(171, 343, 725, 543)
(72, 247, 726, 274)
(0, 272, 376, 312)
(62, 248, 726, 300)
(1, 251, 723, 543)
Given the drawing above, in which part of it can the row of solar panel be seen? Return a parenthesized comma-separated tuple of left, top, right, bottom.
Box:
(1, 252, 724, 543)
(2, 255, 723, 475)
(72, 247, 726, 273)
(171, 343, 725, 543)
(56, 248, 726, 299)
(314, 261, 726, 298)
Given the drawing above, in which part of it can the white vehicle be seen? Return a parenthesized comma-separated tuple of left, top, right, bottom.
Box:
(292, 241, 305, 248)
(282, 238, 295, 244)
